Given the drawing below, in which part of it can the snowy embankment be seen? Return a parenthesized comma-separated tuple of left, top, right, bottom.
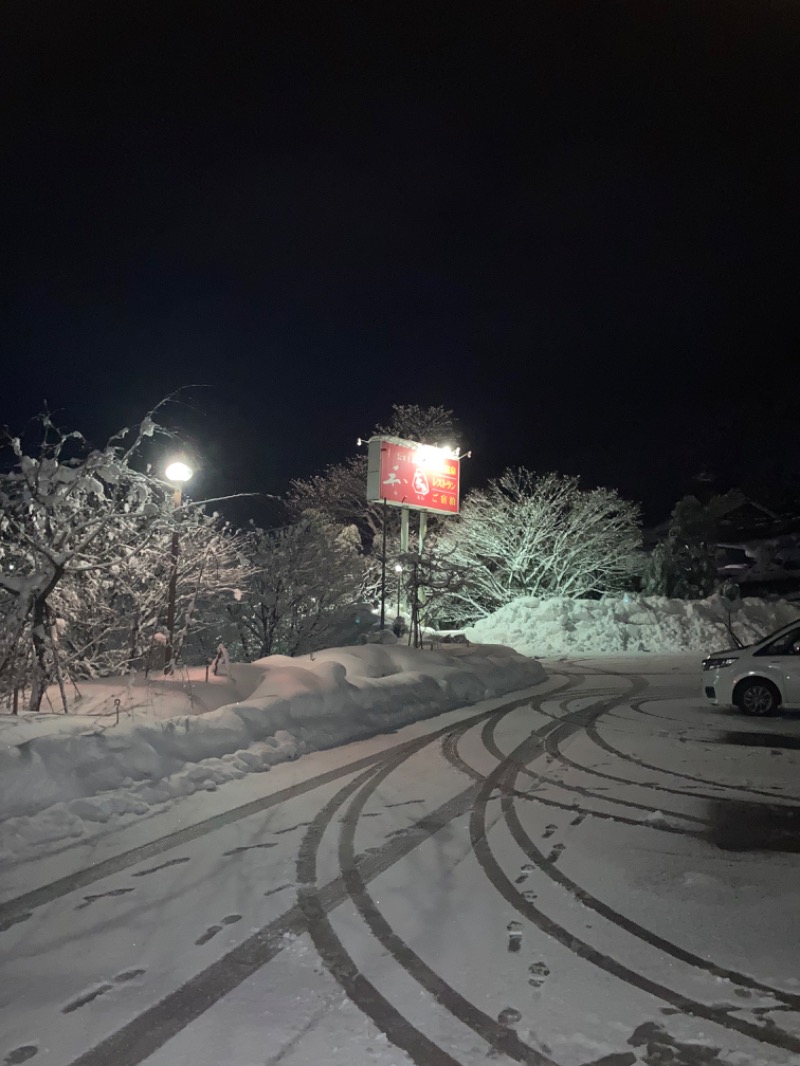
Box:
(0, 643, 544, 863)
(466, 593, 800, 657)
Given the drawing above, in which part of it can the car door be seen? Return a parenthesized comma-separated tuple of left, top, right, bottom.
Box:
(754, 625, 800, 706)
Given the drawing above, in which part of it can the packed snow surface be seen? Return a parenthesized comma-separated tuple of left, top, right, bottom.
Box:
(466, 593, 800, 657)
(3, 658, 799, 1066)
(0, 643, 544, 863)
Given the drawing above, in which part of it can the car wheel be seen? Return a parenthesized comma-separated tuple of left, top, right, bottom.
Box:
(734, 678, 780, 716)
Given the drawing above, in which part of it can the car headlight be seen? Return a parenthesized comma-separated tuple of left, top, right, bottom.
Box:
(703, 656, 739, 670)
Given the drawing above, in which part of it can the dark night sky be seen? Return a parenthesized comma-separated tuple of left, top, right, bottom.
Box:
(2, 1, 799, 524)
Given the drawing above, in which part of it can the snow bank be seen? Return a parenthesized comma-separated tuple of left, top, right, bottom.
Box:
(466, 594, 800, 657)
(0, 643, 544, 863)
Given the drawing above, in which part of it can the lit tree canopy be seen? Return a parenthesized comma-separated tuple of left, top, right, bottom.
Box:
(436, 468, 642, 623)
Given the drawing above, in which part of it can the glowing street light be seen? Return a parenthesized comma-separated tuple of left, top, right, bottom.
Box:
(165, 460, 193, 484)
(164, 458, 194, 673)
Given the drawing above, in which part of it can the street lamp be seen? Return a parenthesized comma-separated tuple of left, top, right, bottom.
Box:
(164, 459, 193, 673)
(165, 460, 193, 489)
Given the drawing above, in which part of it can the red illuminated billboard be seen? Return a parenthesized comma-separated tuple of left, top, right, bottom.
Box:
(366, 437, 460, 515)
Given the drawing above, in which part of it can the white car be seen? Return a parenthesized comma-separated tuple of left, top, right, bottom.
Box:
(703, 618, 800, 716)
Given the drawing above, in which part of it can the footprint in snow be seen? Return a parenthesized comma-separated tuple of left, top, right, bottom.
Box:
(542, 824, 557, 839)
(62, 983, 113, 1014)
(60, 968, 147, 1017)
(273, 822, 312, 835)
(528, 961, 550, 988)
(76, 888, 134, 910)
(4, 1047, 38, 1065)
(522, 890, 537, 902)
(131, 856, 190, 878)
(497, 1006, 522, 1026)
(264, 883, 294, 898)
(546, 844, 565, 863)
(507, 921, 523, 952)
(223, 842, 277, 856)
(195, 914, 242, 945)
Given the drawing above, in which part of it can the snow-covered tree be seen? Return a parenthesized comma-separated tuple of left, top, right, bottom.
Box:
(289, 455, 383, 552)
(397, 546, 468, 647)
(373, 404, 460, 449)
(53, 509, 247, 680)
(642, 492, 743, 599)
(436, 469, 642, 623)
(0, 411, 247, 711)
(227, 518, 364, 658)
(289, 404, 462, 555)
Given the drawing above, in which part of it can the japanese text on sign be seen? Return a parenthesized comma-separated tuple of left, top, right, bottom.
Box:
(366, 438, 460, 515)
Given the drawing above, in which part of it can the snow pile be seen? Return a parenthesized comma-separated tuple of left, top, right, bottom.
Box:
(0, 643, 544, 862)
(466, 594, 800, 657)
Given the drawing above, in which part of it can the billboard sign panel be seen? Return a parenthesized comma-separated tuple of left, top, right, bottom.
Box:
(366, 437, 460, 515)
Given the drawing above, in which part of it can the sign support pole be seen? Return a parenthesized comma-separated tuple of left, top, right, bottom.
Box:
(418, 511, 427, 554)
(380, 499, 387, 630)
(400, 507, 410, 554)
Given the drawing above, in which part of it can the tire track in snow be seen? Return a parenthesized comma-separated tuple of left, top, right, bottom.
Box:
(58, 686, 560, 1066)
(488, 707, 800, 1016)
(296, 757, 466, 1066)
(500, 787, 800, 1013)
(298, 673, 657, 1066)
(584, 708, 800, 803)
(469, 682, 800, 1060)
(291, 677, 580, 1066)
(482, 692, 709, 827)
(485, 713, 800, 1010)
(0, 684, 551, 929)
(333, 705, 565, 1065)
(440, 694, 704, 838)
(0, 750, 389, 928)
(294, 674, 653, 1066)
(543, 702, 800, 810)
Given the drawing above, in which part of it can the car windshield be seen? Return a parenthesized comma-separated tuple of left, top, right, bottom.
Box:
(756, 624, 800, 655)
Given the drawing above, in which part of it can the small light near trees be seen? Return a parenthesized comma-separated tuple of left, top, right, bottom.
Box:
(394, 563, 403, 573)
(165, 461, 193, 483)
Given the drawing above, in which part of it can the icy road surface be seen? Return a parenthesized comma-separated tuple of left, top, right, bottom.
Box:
(2, 658, 800, 1066)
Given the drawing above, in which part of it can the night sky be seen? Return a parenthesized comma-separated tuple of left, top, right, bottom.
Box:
(3, 2, 799, 524)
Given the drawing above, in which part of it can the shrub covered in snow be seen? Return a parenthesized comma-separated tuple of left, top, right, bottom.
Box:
(466, 594, 800, 657)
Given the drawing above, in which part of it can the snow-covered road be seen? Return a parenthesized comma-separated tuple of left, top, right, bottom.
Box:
(3, 658, 800, 1066)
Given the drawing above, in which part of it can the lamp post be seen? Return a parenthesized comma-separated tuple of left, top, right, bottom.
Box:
(164, 460, 193, 673)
